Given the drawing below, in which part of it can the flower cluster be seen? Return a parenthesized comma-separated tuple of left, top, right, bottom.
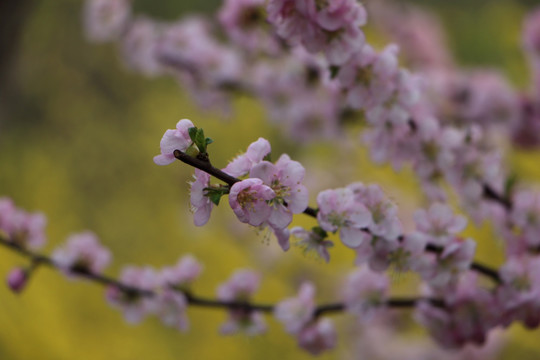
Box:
(0, 197, 46, 250)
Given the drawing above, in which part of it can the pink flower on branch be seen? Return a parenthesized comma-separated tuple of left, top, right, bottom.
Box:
(274, 282, 316, 335)
(106, 266, 159, 324)
(414, 203, 467, 247)
(316, 187, 372, 249)
(0, 197, 47, 250)
(229, 178, 275, 226)
(249, 154, 309, 229)
(159, 255, 203, 290)
(189, 169, 214, 226)
(217, 270, 266, 335)
(52, 231, 111, 276)
(297, 318, 337, 355)
(343, 267, 389, 322)
(267, 0, 367, 65)
(153, 119, 194, 166)
(223, 137, 271, 177)
(291, 226, 333, 263)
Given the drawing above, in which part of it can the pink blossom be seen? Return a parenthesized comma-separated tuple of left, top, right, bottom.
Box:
(510, 191, 540, 247)
(369, 3, 452, 70)
(84, 0, 131, 42)
(153, 119, 195, 165)
(189, 169, 214, 226)
(274, 282, 316, 334)
(496, 256, 540, 328)
(316, 0, 367, 31)
(106, 266, 159, 324)
(121, 17, 162, 76)
(52, 231, 111, 275)
(266, 0, 319, 49)
(414, 203, 467, 246)
(348, 183, 402, 240)
(250, 154, 309, 230)
(267, 0, 366, 65)
(416, 273, 499, 349)
(343, 267, 389, 321)
(223, 138, 271, 177)
(228, 178, 275, 226)
(316, 187, 372, 248)
(297, 318, 337, 355)
(220, 310, 267, 336)
(0, 197, 47, 250)
(338, 44, 400, 110)
(388, 232, 427, 272)
(523, 7, 540, 57)
(419, 237, 476, 288)
(155, 289, 189, 331)
(218, 0, 277, 53)
(291, 226, 333, 263)
(6, 267, 28, 294)
(217, 270, 266, 335)
(159, 255, 202, 290)
(217, 269, 260, 301)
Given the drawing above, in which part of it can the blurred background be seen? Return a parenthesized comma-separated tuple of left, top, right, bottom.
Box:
(1, 0, 540, 359)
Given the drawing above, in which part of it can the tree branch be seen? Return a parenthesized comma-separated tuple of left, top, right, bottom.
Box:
(0, 237, 445, 317)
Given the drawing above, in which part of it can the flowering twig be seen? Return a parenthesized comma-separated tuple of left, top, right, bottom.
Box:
(173, 149, 501, 284)
(0, 236, 445, 316)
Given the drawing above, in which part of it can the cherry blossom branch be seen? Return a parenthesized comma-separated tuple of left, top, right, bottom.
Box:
(173, 149, 501, 284)
(0, 236, 445, 316)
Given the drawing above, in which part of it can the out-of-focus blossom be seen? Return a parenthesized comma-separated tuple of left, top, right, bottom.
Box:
(52, 231, 111, 275)
(415, 273, 499, 349)
(414, 203, 467, 246)
(297, 318, 337, 355)
(84, 0, 131, 42)
(155, 289, 189, 331)
(217, 270, 266, 335)
(0, 197, 47, 250)
(291, 227, 333, 263)
(343, 267, 389, 321)
(121, 17, 163, 76)
(159, 255, 202, 290)
(317, 187, 372, 248)
(274, 282, 315, 334)
(106, 266, 159, 323)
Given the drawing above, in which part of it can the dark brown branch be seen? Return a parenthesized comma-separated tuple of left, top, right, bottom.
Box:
(0, 237, 444, 317)
(482, 183, 512, 210)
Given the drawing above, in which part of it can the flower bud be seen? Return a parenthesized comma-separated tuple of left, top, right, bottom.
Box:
(7, 267, 28, 294)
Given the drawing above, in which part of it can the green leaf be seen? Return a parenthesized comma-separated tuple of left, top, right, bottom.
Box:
(204, 186, 230, 206)
(263, 153, 272, 162)
(205, 138, 213, 145)
(312, 226, 328, 239)
(195, 128, 207, 153)
(329, 65, 340, 79)
(208, 192, 222, 206)
(188, 127, 198, 143)
(504, 173, 518, 198)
